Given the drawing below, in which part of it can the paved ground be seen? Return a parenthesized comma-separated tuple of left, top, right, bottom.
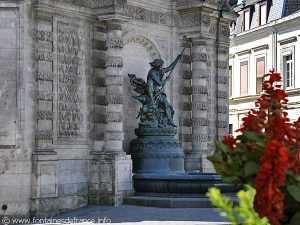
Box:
(49, 205, 229, 225)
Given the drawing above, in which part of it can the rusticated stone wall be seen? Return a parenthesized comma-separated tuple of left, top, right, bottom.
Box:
(0, 0, 236, 219)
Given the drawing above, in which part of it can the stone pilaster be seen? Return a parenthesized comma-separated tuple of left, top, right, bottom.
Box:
(185, 37, 209, 172)
(216, 21, 231, 140)
(89, 20, 132, 206)
(31, 10, 58, 217)
(103, 21, 124, 153)
(177, 37, 193, 157)
(91, 21, 107, 150)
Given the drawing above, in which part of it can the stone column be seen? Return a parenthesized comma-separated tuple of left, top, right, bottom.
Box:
(103, 21, 125, 152)
(216, 21, 231, 140)
(177, 37, 193, 160)
(185, 37, 209, 172)
(89, 20, 132, 206)
(31, 10, 58, 217)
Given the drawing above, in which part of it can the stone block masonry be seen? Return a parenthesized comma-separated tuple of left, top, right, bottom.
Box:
(0, 0, 236, 219)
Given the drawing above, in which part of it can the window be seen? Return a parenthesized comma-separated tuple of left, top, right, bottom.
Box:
(240, 61, 248, 96)
(259, 3, 267, 26)
(256, 57, 265, 94)
(243, 10, 250, 31)
(229, 65, 233, 97)
(284, 54, 294, 89)
(229, 124, 233, 135)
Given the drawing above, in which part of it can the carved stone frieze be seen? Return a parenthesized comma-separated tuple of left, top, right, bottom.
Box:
(35, 130, 53, 140)
(33, 30, 53, 42)
(217, 61, 228, 69)
(57, 21, 84, 138)
(179, 86, 192, 95)
(95, 76, 123, 87)
(192, 117, 208, 127)
(92, 39, 107, 51)
(182, 134, 209, 143)
(180, 70, 192, 79)
(104, 132, 124, 141)
(105, 56, 123, 68)
(123, 36, 160, 59)
(51, 0, 122, 8)
(192, 69, 207, 78)
(192, 53, 208, 62)
(34, 11, 53, 23)
(179, 102, 192, 111)
(176, 12, 201, 27)
(106, 37, 123, 49)
(95, 112, 124, 123)
(218, 106, 228, 114)
(35, 50, 54, 62)
(220, 24, 230, 37)
(36, 71, 54, 81)
(179, 117, 208, 127)
(192, 102, 208, 111)
(37, 91, 54, 101)
(122, 4, 172, 26)
(37, 110, 54, 120)
(217, 91, 228, 99)
(192, 86, 208, 94)
(106, 23, 122, 31)
(201, 14, 210, 27)
(218, 121, 228, 128)
(217, 76, 228, 84)
(181, 55, 191, 64)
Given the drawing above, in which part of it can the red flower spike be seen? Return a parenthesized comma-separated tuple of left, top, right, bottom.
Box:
(222, 136, 237, 148)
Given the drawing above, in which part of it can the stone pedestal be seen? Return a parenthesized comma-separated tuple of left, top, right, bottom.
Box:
(30, 152, 59, 218)
(89, 152, 133, 205)
(131, 127, 185, 174)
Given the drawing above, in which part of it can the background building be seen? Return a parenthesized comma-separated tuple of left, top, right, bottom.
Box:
(229, 0, 300, 134)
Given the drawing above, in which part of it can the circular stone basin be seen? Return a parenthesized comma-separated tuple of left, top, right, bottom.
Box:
(133, 172, 242, 194)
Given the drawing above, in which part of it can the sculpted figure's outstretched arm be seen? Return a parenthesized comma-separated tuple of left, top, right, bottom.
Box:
(163, 54, 182, 73)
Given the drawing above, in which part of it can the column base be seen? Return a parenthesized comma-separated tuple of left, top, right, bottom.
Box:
(89, 152, 133, 205)
(30, 151, 59, 218)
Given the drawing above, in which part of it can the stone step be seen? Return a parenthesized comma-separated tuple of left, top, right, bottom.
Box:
(124, 193, 239, 208)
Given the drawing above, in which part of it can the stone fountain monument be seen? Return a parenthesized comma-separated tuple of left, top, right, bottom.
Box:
(128, 54, 240, 198)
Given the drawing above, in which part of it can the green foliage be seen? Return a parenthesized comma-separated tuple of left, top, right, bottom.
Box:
(207, 186, 270, 225)
(207, 131, 264, 184)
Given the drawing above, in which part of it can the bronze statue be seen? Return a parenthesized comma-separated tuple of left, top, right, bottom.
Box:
(128, 53, 182, 128)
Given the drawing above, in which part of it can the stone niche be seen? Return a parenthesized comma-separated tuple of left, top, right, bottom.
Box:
(0, 0, 236, 219)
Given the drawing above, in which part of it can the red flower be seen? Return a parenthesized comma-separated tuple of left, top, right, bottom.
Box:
(254, 140, 291, 225)
(222, 136, 237, 148)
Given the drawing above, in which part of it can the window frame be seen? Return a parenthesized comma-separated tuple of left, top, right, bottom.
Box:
(281, 46, 295, 90)
(240, 60, 249, 97)
(256, 56, 266, 94)
(259, 2, 268, 26)
(242, 9, 251, 31)
(283, 54, 294, 89)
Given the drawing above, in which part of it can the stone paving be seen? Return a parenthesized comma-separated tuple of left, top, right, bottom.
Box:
(48, 205, 230, 225)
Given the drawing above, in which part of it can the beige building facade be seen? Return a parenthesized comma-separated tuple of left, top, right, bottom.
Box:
(229, 0, 300, 134)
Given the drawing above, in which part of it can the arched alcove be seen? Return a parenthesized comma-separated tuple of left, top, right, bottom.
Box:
(122, 37, 160, 153)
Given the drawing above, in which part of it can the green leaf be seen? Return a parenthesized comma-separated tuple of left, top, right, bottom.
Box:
(257, 141, 265, 148)
(287, 185, 300, 202)
(244, 161, 259, 176)
(215, 140, 229, 153)
(290, 212, 300, 225)
(243, 131, 262, 142)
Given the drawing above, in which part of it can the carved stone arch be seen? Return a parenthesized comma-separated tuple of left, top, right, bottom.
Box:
(123, 35, 161, 60)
